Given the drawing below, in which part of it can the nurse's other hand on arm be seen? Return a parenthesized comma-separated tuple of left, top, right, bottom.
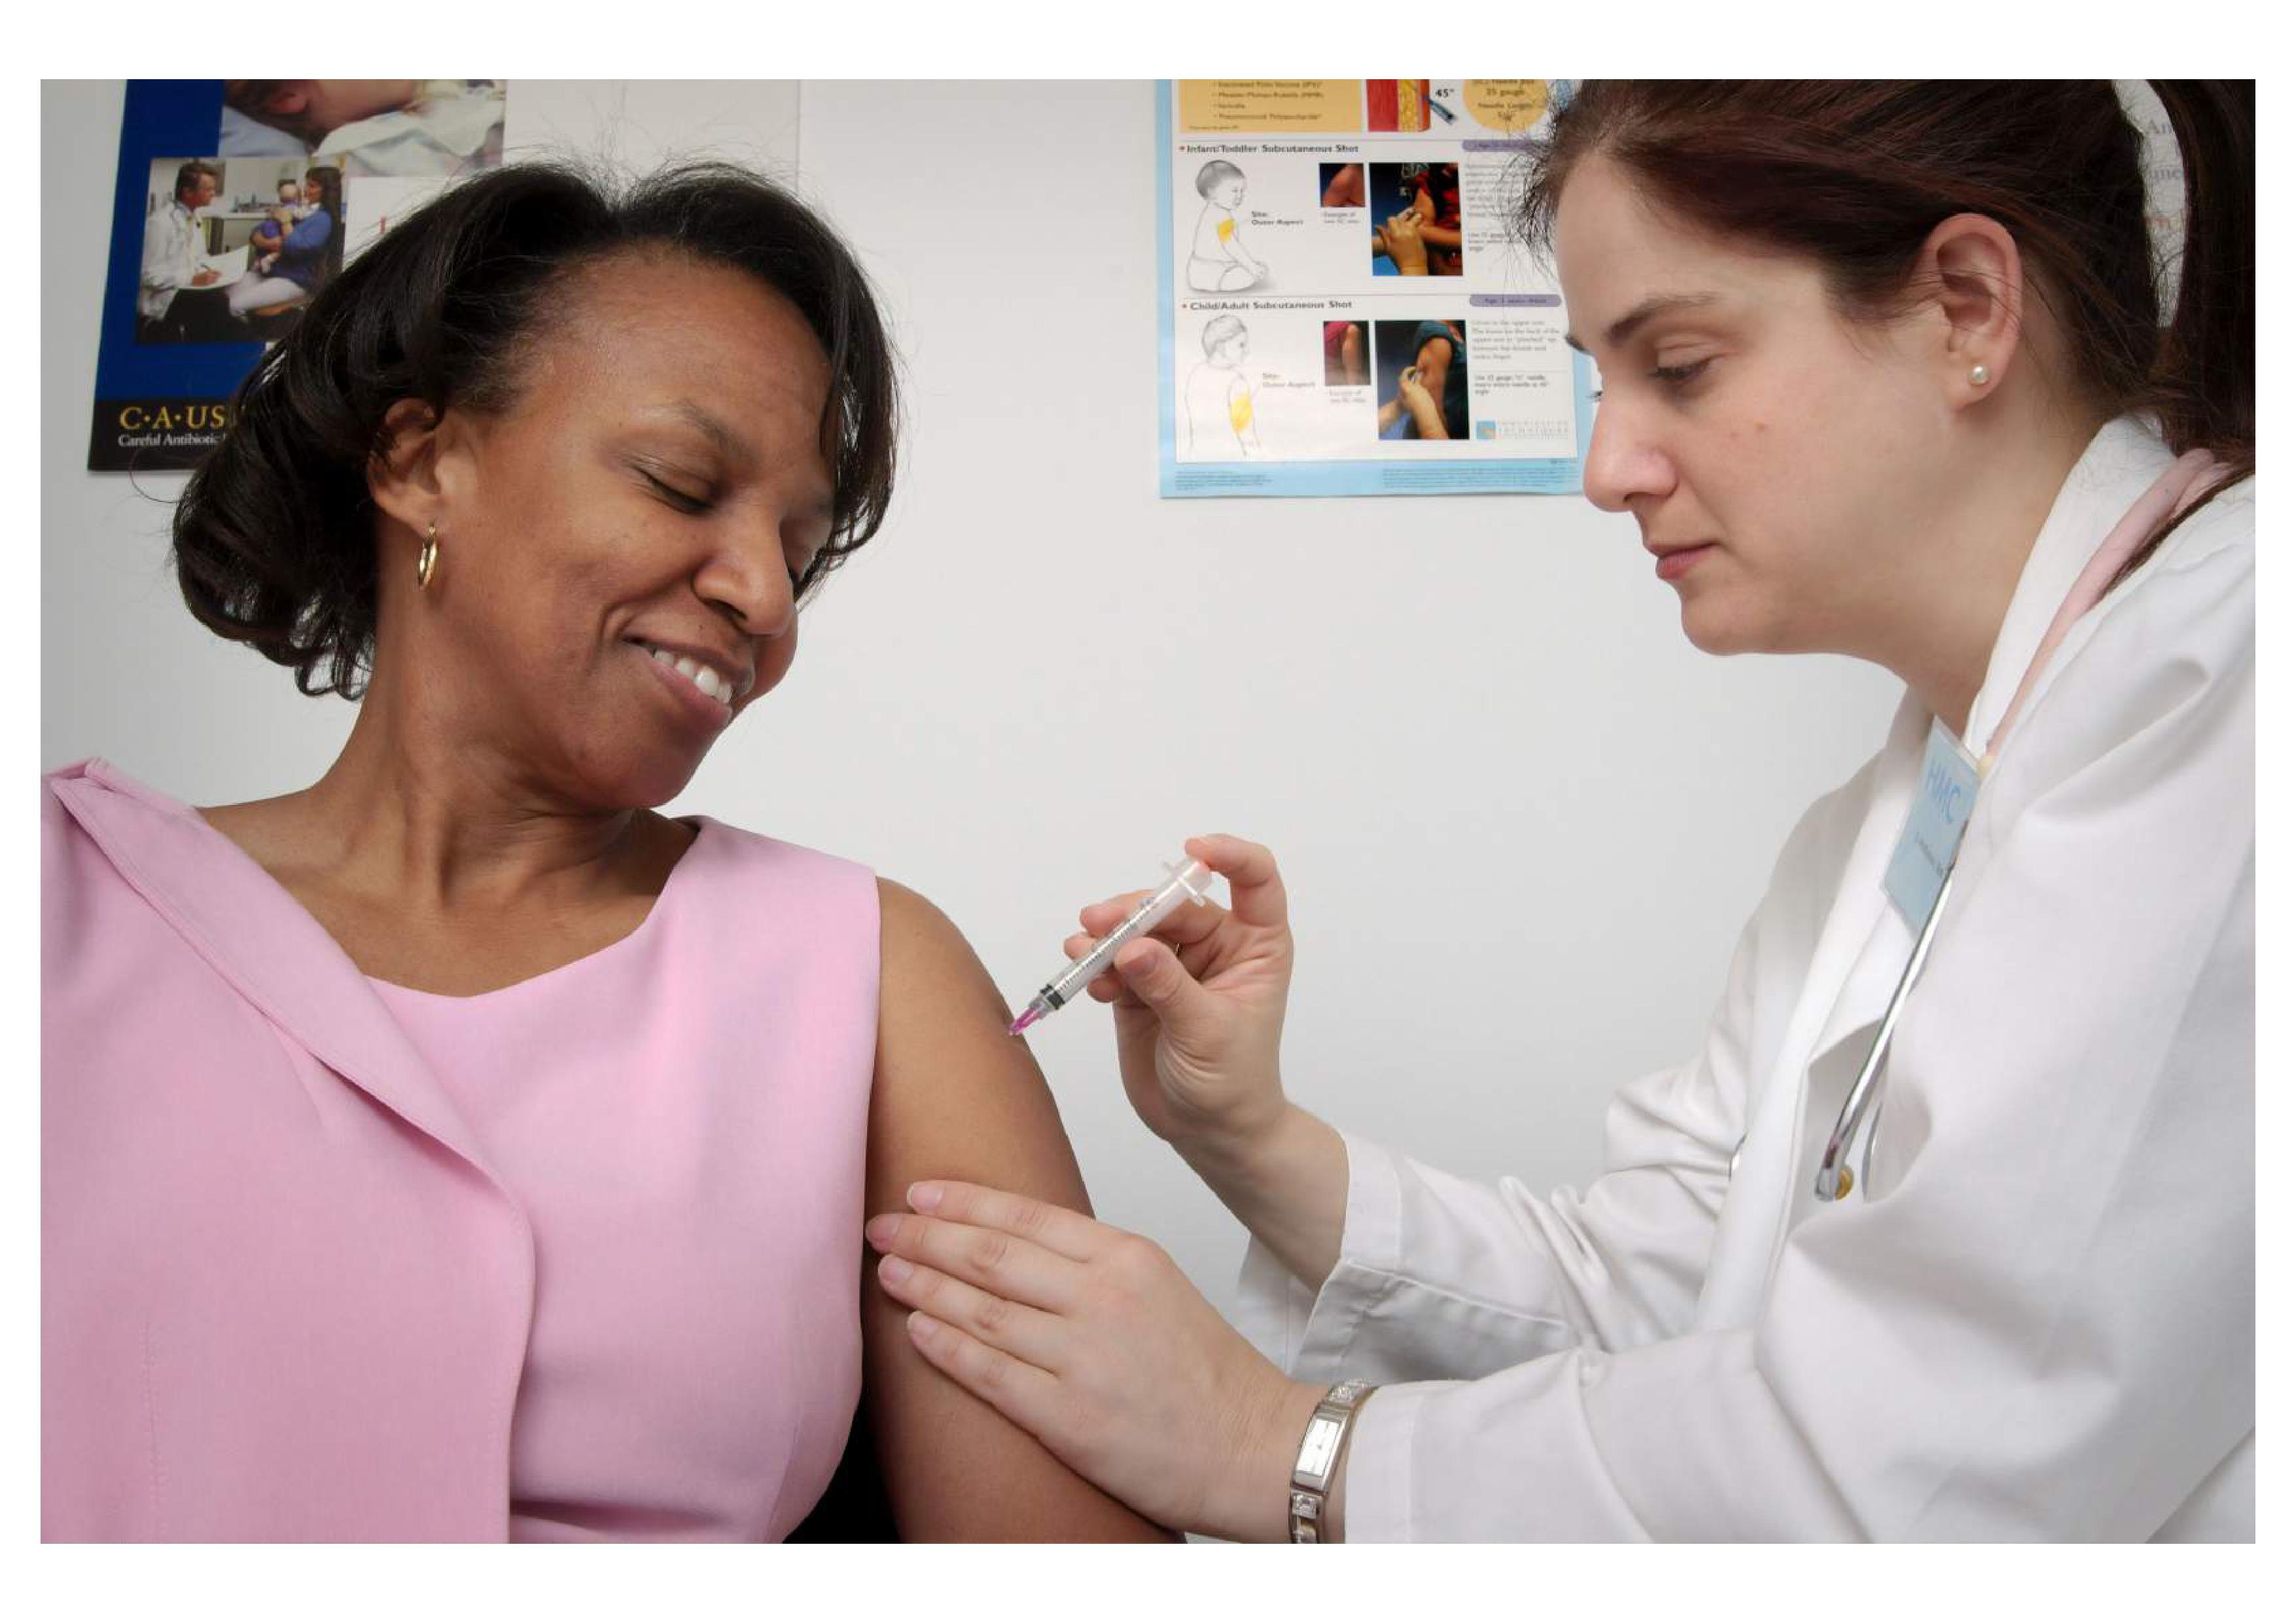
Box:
(1395, 366, 1446, 440)
(1411, 189, 1462, 252)
(866, 1179, 1335, 1542)
(860, 880, 1174, 1541)
(1066, 835, 1348, 1293)
(1383, 211, 1430, 275)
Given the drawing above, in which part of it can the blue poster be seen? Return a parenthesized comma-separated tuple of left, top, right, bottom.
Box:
(89, 79, 508, 471)
(1156, 79, 1595, 499)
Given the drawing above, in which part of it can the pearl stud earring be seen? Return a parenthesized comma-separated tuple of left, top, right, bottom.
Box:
(1969, 363, 1991, 387)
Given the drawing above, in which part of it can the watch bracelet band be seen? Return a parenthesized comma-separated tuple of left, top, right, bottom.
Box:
(1288, 1378, 1376, 1543)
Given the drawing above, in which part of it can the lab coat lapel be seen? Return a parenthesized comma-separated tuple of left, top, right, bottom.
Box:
(48, 759, 506, 1186)
(1701, 417, 2186, 1325)
(1801, 419, 2177, 1071)
(1699, 698, 1922, 1322)
(1800, 753, 1920, 1066)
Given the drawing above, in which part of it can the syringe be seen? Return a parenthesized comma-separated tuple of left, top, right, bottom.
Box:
(1008, 857, 1221, 1035)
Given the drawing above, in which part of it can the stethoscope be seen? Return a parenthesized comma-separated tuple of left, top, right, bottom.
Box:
(1804, 448, 2223, 1203)
(1812, 833, 1959, 1200)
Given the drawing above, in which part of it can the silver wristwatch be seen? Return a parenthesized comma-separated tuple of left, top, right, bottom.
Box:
(1288, 1379, 1376, 1543)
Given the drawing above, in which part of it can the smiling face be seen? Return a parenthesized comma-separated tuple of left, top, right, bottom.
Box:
(1555, 152, 1958, 657)
(398, 250, 838, 810)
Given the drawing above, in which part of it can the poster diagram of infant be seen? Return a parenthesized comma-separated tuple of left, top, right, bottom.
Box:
(1184, 315, 1265, 457)
(1186, 160, 1267, 292)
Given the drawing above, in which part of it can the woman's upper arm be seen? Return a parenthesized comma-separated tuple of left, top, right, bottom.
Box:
(862, 878, 1173, 1542)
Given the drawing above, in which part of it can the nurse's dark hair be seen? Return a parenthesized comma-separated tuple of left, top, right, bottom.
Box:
(171, 159, 900, 698)
(1520, 80, 2252, 577)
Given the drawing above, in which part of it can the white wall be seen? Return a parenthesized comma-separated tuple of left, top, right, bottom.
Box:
(41, 80, 1902, 1311)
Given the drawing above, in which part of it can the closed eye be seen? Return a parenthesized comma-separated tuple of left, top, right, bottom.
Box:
(641, 470, 713, 514)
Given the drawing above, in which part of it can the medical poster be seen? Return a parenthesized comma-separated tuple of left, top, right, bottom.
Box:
(88, 79, 509, 471)
(1158, 80, 1596, 499)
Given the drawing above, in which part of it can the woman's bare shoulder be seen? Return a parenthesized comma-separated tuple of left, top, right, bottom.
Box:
(874, 876, 1024, 1058)
(868, 874, 1075, 1197)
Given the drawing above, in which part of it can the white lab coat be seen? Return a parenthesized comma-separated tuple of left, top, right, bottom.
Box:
(138, 199, 203, 322)
(1239, 415, 2254, 1541)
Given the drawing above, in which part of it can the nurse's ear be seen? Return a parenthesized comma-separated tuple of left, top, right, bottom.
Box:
(1913, 211, 2026, 410)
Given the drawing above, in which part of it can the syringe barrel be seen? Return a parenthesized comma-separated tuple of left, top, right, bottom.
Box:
(1042, 860, 1214, 1001)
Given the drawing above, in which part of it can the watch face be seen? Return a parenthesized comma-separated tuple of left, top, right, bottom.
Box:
(1297, 1415, 1342, 1479)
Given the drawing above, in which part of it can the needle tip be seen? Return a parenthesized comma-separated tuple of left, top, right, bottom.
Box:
(1008, 1008, 1041, 1037)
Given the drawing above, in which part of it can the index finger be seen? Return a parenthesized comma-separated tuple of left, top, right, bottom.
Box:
(905, 1180, 1108, 1263)
(1181, 834, 1288, 930)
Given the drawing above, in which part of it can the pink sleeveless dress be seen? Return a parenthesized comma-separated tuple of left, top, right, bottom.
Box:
(43, 758, 879, 1542)
(366, 817, 879, 1541)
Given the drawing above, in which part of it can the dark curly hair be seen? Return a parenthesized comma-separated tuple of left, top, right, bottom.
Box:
(172, 160, 901, 698)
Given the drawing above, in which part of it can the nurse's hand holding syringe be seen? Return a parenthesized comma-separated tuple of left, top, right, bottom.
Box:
(867, 836, 1360, 1540)
(1029, 834, 1349, 1292)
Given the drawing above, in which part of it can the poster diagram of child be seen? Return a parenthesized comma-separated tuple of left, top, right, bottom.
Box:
(1186, 160, 1267, 292)
(1185, 315, 1265, 457)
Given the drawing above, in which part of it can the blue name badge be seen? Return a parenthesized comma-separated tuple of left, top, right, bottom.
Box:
(1884, 718, 1981, 928)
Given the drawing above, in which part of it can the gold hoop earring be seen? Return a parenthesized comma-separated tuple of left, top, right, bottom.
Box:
(417, 522, 439, 590)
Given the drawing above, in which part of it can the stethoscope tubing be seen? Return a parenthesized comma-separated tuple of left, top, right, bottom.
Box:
(1814, 863, 1958, 1200)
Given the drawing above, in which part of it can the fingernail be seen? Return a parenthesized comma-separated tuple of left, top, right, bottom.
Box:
(864, 1215, 900, 1247)
(908, 1182, 943, 1213)
(878, 1255, 913, 1286)
(906, 1311, 934, 1343)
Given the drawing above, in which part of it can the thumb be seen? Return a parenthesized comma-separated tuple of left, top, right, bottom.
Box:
(1110, 938, 1218, 1033)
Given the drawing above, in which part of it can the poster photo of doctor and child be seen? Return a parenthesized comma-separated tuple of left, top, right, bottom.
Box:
(134, 80, 506, 344)
(93, 80, 506, 469)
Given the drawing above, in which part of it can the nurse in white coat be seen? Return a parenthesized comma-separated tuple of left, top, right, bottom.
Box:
(862, 80, 2254, 1541)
